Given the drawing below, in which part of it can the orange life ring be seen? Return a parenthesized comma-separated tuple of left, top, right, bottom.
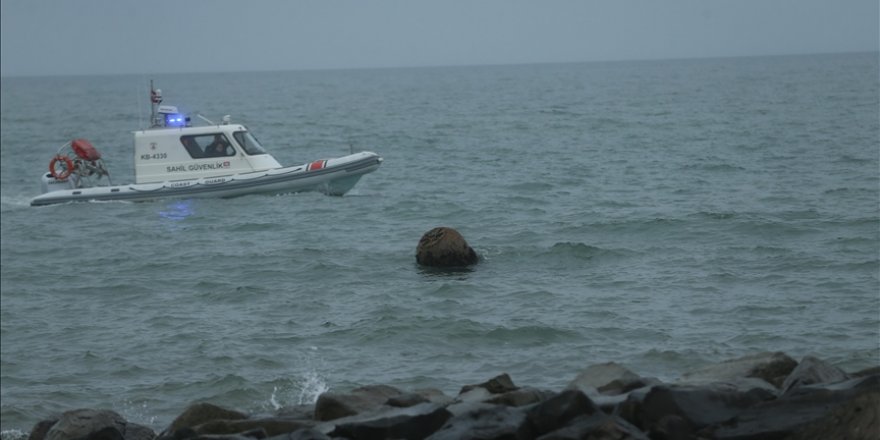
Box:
(49, 155, 74, 180)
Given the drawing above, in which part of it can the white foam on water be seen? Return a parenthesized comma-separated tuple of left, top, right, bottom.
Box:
(0, 430, 27, 440)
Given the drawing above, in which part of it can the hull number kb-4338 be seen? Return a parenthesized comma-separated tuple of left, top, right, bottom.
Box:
(140, 153, 167, 160)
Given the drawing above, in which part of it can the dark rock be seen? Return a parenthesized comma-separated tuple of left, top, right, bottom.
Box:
(272, 405, 314, 421)
(852, 365, 880, 378)
(785, 390, 880, 440)
(454, 387, 495, 406)
(123, 423, 156, 440)
(638, 384, 775, 432)
(746, 353, 799, 388)
(487, 387, 554, 408)
(386, 393, 430, 408)
(185, 434, 260, 440)
(28, 419, 58, 440)
(524, 389, 598, 438)
(415, 227, 478, 267)
(164, 403, 248, 435)
(193, 419, 312, 437)
(426, 405, 529, 440)
(679, 352, 798, 389)
(164, 428, 197, 440)
(615, 386, 654, 430)
(314, 384, 404, 421)
(71, 427, 123, 440)
(536, 413, 649, 440)
(711, 375, 878, 439)
(265, 428, 330, 440)
(460, 373, 518, 395)
(597, 377, 662, 396)
(590, 382, 660, 416)
(329, 403, 452, 440)
(382, 388, 454, 409)
(45, 410, 127, 440)
(648, 415, 692, 440)
(454, 375, 528, 408)
(782, 355, 850, 393)
(566, 362, 641, 393)
(412, 388, 455, 407)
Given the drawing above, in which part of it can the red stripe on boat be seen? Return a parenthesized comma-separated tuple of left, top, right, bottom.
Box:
(308, 160, 327, 171)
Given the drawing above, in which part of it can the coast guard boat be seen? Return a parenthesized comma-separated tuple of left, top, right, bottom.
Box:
(30, 83, 382, 206)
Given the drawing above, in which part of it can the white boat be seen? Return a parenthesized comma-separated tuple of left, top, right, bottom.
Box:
(30, 82, 382, 206)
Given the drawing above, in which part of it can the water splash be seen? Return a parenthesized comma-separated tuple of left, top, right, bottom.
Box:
(268, 369, 330, 410)
(0, 430, 27, 440)
(296, 370, 330, 405)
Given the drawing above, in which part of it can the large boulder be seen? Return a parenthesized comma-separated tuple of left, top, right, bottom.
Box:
(192, 418, 313, 437)
(265, 429, 330, 440)
(415, 227, 478, 267)
(44, 410, 127, 440)
(163, 403, 248, 436)
(679, 352, 798, 389)
(426, 405, 529, 440)
(27, 419, 59, 440)
(632, 383, 776, 433)
(314, 384, 404, 421)
(781, 355, 850, 393)
(524, 389, 599, 438)
(459, 373, 519, 396)
(454, 374, 548, 408)
(785, 389, 880, 440)
(566, 361, 642, 394)
(43, 409, 154, 440)
(711, 375, 879, 439)
(537, 413, 649, 440)
(328, 403, 452, 440)
(386, 388, 453, 408)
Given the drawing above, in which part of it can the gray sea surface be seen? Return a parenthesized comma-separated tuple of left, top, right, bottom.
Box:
(1, 52, 878, 435)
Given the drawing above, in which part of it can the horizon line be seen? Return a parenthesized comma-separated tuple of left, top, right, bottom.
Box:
(1, 49, 876, 80)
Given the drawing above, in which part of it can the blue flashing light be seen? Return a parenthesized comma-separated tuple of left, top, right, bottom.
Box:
(165, 113, 187, 127)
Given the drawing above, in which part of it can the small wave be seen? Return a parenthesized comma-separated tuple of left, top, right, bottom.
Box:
(680, 163, 746, 172)
(504, 181, 555, 193)
(484, 325, 581, 345)
(0, 194, 33, 208)
(823, 187, 875, 195)
(538, 107, 583, 117)
(691, 211, 738, 220)
(543, 242, 632, 262)
(834, 154, 873, 164)
(229, 222, 282, 232)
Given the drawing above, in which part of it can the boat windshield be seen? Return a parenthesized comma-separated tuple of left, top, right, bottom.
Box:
(234, 131, 268, 155)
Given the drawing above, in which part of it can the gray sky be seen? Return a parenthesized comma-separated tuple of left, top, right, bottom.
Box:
(1, 0, 877, 77)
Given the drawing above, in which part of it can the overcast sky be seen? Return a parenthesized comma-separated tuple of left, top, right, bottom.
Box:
(1, 0, 877, 77)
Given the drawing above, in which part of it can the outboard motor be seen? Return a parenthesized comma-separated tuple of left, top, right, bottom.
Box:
(40, 172, 77, 194)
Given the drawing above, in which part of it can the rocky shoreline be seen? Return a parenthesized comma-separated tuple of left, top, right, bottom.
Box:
(22, 352, 880, 440)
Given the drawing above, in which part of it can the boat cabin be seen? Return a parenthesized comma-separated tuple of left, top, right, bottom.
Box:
(133, 107, 281, 184)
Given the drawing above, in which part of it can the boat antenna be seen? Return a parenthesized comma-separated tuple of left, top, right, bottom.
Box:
(136, 82, 145, 130)
(149, 80, 163, 127)
(196, 114, 215, 125)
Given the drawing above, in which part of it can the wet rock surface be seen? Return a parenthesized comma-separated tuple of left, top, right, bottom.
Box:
(24, 353, 879, 440)
(415, 227, 478, 267)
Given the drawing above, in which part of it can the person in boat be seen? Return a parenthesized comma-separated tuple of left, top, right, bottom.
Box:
(205, 135, 231, 157)
(181, 137, 203, 158)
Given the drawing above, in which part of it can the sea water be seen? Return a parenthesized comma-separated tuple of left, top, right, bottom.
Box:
(1, 52, 878, 435)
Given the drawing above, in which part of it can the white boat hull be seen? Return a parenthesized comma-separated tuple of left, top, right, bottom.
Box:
(31, 151, 381, 206)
